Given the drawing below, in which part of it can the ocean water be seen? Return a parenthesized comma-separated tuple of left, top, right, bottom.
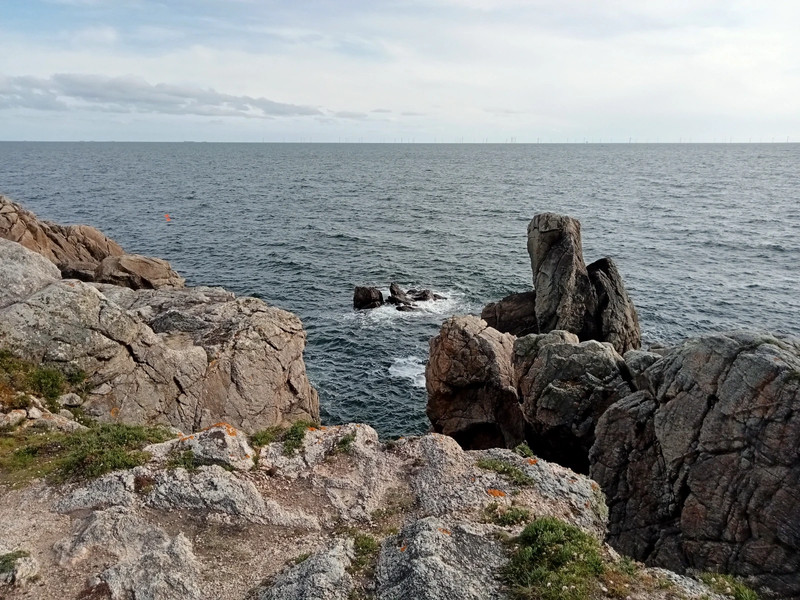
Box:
(2, 142, 799, 437)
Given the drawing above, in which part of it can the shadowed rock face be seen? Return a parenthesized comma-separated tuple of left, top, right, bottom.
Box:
(426, 316, 524, 450)
(480, 291, 538, 337)
(590, 331, 800, 598)
(353, 286, 383, 309)
(587, 258, 641, 356)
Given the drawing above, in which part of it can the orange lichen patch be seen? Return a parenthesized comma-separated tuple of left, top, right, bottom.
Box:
(320, 426, 327, 430)
(487, 488, 506, 498)
(202, 422, 238, 437)
(470, 477, 476, 482)
(591, 481, 600, 491)
(110, 406, 120, 418)
(438, 528, 452, 536)
(307, 427, 318, 432)
(527, 458, 538, 465)
(245, 454, 251, 459)
(399, 545, 407, 552)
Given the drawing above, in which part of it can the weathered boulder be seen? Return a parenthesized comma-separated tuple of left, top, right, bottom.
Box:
(94, 254, 185, 289)
(480, 290, 538, 337)
(587, 257, 641, 355)
(0, 238, 61, 308)
(375, 517, 506, 600)
(0, 550, 39, 587)
(528, 213, 597, 339)
(0, 195, 124, 272)
(353, 286, 384, 309)
(256, 539, 355, 600)
(590, 331, 800, 598)
(426, 316, 524, 449)
(0, 241, 319, 434)
(514, 331, 632, 472)
(144, 423, 256, 471)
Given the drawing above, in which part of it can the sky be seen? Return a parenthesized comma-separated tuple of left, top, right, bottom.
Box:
(1, 0, 799, 142)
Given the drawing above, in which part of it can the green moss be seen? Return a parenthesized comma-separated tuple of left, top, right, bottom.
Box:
(699, 572, 759, 600)
(514, 443, 534, 458)
(502, 517, 605, 600)
(484, 502, 531, 526)
(335, 432, 357, 455)
(0, 550, 30, 574)
(350, 532, 379, 573)
(476, 458, 534, 487)
(165, 448, 199, 472)
(0, 423, 170, 486)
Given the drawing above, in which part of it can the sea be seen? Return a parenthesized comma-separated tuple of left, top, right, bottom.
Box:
(1, 142, 799, 437)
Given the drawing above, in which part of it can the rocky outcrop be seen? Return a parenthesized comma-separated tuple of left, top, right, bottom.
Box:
(480, 291, 538, 337)
(514, 331, 632, 472)
(94, 254, 185, 289)
(0, 195, 123, 271)
(590, 331, 800, 598)
(0, 195, 184, 290)
(426, 316, 524, 449)
(353, 286, 384, 309)
(0, 239, 318, 434)
(483, 213, 640, 355)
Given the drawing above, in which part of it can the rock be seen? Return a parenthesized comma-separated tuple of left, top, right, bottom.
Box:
(0, 409, 27, 429)
(0, 551, 39, 587)
(58, 392, 84, 407)
(0, 238, 62, 309)
(0, 196, 124, 273)
(408, 288, 435, 302)
(514, 332, 632, 473)
(0, 243, 319, 434)
(56, 470, 137, 513)
(480, 290, 538, 337)
(375, 517, 506, 600)
(389, 282, 413, 305)
(54, 506, 201, 599)
(528, 213, 597, 339)
(353, 286, 384, 309)
(587, 257, 641, 354)
(622, 349, 661, 382)
(425, 316, 524, 449)
(590, 331, 800, 598)
(26, 406, 42, 420)
(395, 304, 418, 312)
(94, 254, 185, 290)
(255, 539, 354, 600)
(145, 423, 256, 471)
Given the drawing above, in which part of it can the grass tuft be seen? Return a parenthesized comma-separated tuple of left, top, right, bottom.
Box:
(484, 502, 531, 526)
(514, 443, 534, 458)
(335, 432, 357, 454)
(476, 457, 534, 487)
(502, 517, 605, 600)
(0, 550, 30, 574)
(699, 572, 759, 600)
(350, 532, 379, 573)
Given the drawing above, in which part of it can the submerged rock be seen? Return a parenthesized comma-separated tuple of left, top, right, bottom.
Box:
(590, 331, 800, 598)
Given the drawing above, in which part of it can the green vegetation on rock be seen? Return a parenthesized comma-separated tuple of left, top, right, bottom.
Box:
(0, 349, 87, 413)
(249, 420, 318, 456)
(0, 423, 170, 486)
(0, 550, 29, 574)
(335, 432, 357, 454)
(476, 457, 534, 486)
(699, 572, 759, 600)
(514, 443, 535, 458)
(484, 502, 531, 526)
(502, 517, 605, 600)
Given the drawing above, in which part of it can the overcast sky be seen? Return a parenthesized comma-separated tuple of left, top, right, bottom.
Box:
(1, 0, 799, 142)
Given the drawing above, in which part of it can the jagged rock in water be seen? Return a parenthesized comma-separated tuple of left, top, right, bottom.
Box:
(590, 331, 800, 598)
(353, 286, 384, 309)
(94, 254, 185, 290)
(480, 290, 538, 337)
(528, 212, 598, 339)
(587, 257, 640, 355)
(514, 331, 632, 473)
(0, 240, 319, 434)
(425, 316, 524, 449)
(389, 282, 413, 305)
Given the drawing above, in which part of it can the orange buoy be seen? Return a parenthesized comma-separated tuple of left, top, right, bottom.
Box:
(165, 214, 171, 222)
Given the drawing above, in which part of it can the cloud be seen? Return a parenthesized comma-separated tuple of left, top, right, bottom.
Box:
(0, 73, 322, 118)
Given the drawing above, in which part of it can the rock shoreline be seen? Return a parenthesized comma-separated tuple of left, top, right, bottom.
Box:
(1, 197, 791, 599)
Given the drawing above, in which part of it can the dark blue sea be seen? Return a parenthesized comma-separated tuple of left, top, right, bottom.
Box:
(2, 142, 799, 437)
